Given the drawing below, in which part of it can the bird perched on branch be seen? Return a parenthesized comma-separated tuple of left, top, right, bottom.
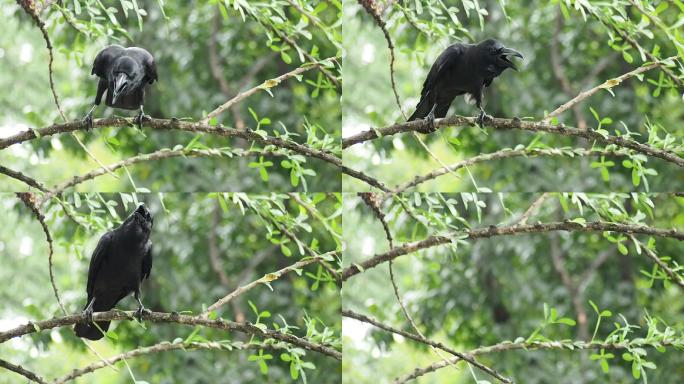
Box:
(82, 45, 158, 130)
(74, 204, 153, 340)
(408, 39, 523, 132)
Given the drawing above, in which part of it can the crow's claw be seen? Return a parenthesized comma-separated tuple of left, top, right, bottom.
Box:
(133, 113, 147, 130)
(82, 112, 93, 131)
(476, 110, 486, 128)
(418, 108, 437, 134)
(83, 299, 94, 323)
(134, 305, 145, 322)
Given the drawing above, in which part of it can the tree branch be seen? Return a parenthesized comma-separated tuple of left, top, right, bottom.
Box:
(342, 221, 684, 280)
(393, 338, 680, 383)
(0, 310, 341, 359)
(544, 57, 675, 123)
(631, 235, 684, 290)
(17, 192, 66, 315)
(202, 252, 336, 316)
(1, 117, 340, 169)
(37, 147, 277, 204)
(201, 58, 336, 124)
(51, 340, 286, 384)
(390, 148, 624, 194)
(515, 193, 550, 226)
(550, 9, 588, 129)
(0, 358, 47, 384)
(341, 115, 684, 168)
(0, 165, 48, 191)
(343, 309, 512, 383)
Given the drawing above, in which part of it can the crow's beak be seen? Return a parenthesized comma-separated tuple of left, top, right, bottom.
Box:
(112, 73, 128, 104)
(500, 47, 524, 71)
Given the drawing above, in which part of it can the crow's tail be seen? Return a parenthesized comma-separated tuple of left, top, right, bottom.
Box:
(408, 95, 430, 121)
(74, 320, 110, 340)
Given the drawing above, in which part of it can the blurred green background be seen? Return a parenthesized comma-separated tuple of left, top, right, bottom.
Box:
(0, 0, 341, 192)
(342, 193, 684, 383)
(0, 192, 341, 383)
(342, 0, 684, 192)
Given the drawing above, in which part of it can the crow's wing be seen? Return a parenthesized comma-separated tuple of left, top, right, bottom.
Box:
(91, 45, 125, 78)
(141, 242, 152, 281)
(86, 231, 113, 298)
(419, 43, 466, 98)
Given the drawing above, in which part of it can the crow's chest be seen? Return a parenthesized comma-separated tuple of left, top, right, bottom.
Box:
(99, 242, 147, 285)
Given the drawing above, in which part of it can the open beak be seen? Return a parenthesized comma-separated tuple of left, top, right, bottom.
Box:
(500, 47, 524, 71)
(111, 73, 128, 104)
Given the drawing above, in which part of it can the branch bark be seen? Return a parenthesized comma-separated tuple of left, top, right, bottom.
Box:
(393, 337, 679, 383)
(0, 358, 47, 384)
(341, 115, 684, 168)
(0, 310, 341, 360)
(390, 148, 624, 194)
(342, 221, 684, 280)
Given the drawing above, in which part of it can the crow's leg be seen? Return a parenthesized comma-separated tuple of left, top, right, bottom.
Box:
(418, 104, 438, 134)
(133, 105, 146, 130)
(133, 288, 145, 322)
(476, 107, 486, 128)
(83, 297, 95, 323)
(82, 105, 97, 131)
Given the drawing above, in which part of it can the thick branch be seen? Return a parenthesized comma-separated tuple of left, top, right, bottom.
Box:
(0, 310, 340, 359)
(343, 310, 511, 383)
(342, 115, 684, 168)
(341, 221, 684, 280)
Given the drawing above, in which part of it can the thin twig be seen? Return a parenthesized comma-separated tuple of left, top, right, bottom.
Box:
(515, 193, 550, 226)
(393, 338, 680, 383)
(0, 165, 48, 191)
(17, 192, 66, 315)
(390, 147, 625, 194)
(203, 252, 337, 316)
(544, 57, 675, 123)
(208, 10, 246, 129)
(15, 0, 117, 178)
(343, 309, 512, 383)
(38, 147, 278, 205)
(550, 9, 587, 129)
(0, 358, 47, 384)
(201, 57, 335, 124)
(358, 193, 462, 378)
(51, 341, 287, 384)
(631, 235, 684, 290)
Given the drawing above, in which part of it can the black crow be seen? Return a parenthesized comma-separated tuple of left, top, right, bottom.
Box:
(83, 45, 158, 130)
(408, 39, 523, 132)
(74, 204, 153, 340)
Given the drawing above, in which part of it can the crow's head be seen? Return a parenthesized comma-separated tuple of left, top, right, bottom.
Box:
(476, 38, 524, 74)
(132, 204, 153, 234)
(110, 56, 140, 104)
